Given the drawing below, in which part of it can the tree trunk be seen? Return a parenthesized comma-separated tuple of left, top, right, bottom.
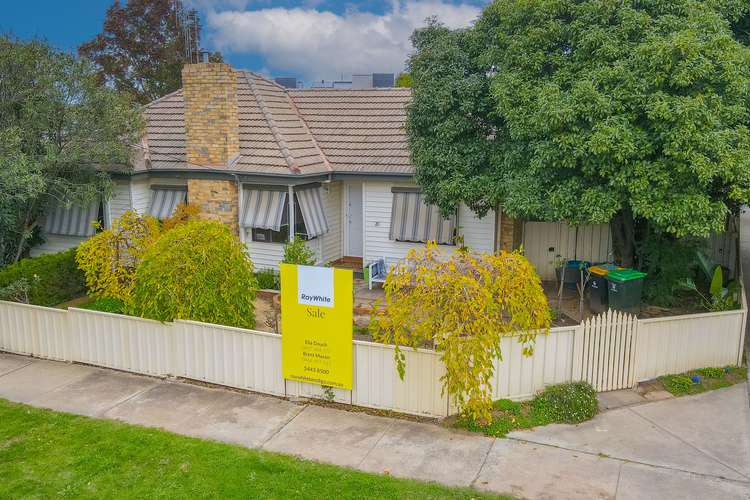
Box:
(611, 207, 635, 267)
(11, 212, 35, 264)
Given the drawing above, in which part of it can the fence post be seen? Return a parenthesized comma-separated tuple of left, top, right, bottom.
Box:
(737, 275, 748, 366)
(571, 322, 585, 382)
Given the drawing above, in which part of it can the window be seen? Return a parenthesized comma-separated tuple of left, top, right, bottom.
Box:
(389, 189, 456, 245)
(242, 186, 330, 244)
(252, 201, 290, 243)
(147, 187, 187, 220)
(250, 195, 311, 243)
(44, 199, 103, 237)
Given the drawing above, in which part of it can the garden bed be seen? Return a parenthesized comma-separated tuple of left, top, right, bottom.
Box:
(639, 366, 747, 397)
(451, 382, 599, 438)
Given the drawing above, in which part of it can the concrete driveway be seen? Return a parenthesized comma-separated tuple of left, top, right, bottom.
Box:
(1, 352, 748, 499)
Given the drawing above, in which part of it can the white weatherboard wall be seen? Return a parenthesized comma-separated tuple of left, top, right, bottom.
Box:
(29, 234, 88, 257)
(244, 239, 286, 270)
(130, 177, 151, 214)
(108, 179, 133, 225)
(320, 181, 343, 263)
(362, 181, 495, 264)
(2, 300, 744, 418)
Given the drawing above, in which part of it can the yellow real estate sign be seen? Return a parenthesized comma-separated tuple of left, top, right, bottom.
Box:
(280, 263, 353, 390)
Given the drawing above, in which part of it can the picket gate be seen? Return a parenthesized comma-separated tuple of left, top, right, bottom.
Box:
(573, 309, 639, 391)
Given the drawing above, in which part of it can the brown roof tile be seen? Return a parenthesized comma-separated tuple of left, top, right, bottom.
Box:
(136, 71, 412, 176)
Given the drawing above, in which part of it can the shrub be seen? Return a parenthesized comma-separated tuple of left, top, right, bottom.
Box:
(282, 236, 315, 266)
(661, 375, 694, 395)
(76, 210, 161, 302)
(255, 268, 280, 290)
(637, 233, 701, 307)
(130, 220, 257, 329)
(0, 278, 36, 303)
(458, 382, 598, 437)
(78, 297, 126, 314)
(161, 203, 201, 232)
(532, 382, 598, 424)
(0, 249, 85, 306)
(694, 367, 725, 379)
(370, 243, 550, 424)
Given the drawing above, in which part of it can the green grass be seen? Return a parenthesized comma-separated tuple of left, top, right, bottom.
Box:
(659, 366, 747, 396)
(77, 297, 127, 314)
(456, 382, 598, 438)
(0, 399, 502, 499)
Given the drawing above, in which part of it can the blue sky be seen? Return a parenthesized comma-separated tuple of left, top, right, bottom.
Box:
(2, 1, 487, 81)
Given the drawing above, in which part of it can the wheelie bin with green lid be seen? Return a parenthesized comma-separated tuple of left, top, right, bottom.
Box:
(606, 269, 647, 314)
(588, 264, 621, 313)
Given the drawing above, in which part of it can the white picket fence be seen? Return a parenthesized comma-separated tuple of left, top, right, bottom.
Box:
(0, 299, 746, 418)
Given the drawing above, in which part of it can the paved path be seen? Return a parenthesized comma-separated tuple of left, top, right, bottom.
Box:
(1, 353, 748, 499)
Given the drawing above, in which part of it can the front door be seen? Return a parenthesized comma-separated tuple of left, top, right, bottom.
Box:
(346, 184, 363, 257)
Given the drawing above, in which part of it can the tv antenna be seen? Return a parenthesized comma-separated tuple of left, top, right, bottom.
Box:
(175, 1, 203, 63)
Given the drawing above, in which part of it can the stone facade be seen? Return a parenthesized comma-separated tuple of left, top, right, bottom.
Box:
(182, 63, 239, 167)
(182, 63, 241, 234)
(188, 179, 238, 234)
(497, 210, 523, 252)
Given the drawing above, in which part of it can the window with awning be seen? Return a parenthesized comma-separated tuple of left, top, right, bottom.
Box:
(389, 189, 456, 245)
(241, 189, 288, 232)
(295, 186, 329, 239)
(44, 200, 101, 237)
(241, 185, 329, 243)
(148, 187, 187, 219)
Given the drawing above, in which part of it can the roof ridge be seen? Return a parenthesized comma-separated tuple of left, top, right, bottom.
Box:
(143, 88, 183, 109)
(285, 89, 332, 174)
(244, 72, 301, 173)
(243, 70, 288, 91)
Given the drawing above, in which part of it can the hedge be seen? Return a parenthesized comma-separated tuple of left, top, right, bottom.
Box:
(0, 249, 86, 306)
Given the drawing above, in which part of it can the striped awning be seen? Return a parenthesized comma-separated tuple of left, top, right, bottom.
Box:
(296, 187, 329, 238)
(389, 191, 456, 245)
(242, 189, 288, 231)
(148, 188, 187, 219)
(44, 200, 100, 237)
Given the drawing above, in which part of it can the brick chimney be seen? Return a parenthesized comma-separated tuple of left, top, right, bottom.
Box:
(181, 63, 240, 233)
(182, 63, 239, 166)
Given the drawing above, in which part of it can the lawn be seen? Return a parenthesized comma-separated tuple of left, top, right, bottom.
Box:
(0, 399, 501, 499)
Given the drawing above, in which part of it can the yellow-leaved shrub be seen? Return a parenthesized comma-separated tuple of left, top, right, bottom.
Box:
(129, 220, 257, 329)
(370, 243, 550, 424)
(75, 210, 161, 302)
(161, 203, 202, 232)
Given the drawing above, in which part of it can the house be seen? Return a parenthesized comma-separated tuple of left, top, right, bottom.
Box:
(32, 62, 511, 270)
(36, 62, 734, 279)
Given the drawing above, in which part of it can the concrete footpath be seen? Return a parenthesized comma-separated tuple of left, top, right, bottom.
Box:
(1, 353, 749, 499)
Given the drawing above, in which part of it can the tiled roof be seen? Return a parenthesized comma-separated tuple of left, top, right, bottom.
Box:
(288, 88, 411, 174)
(138, 71, 412, 176)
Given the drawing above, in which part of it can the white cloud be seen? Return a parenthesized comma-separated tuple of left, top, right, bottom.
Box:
(206, 1, 481, 80)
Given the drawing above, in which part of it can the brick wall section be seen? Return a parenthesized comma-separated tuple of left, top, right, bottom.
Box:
(188, 179, 238, 235)
(182, 63, 239, 167)
(498, 210, 523, 251)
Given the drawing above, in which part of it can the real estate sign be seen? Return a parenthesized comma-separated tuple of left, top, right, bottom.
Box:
(280, 264, 353, 390)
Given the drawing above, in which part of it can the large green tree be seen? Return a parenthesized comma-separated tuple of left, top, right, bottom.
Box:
(407, 1, 750, 264)
(0, 36, 141, 265)
(79, 0, 222, 104)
